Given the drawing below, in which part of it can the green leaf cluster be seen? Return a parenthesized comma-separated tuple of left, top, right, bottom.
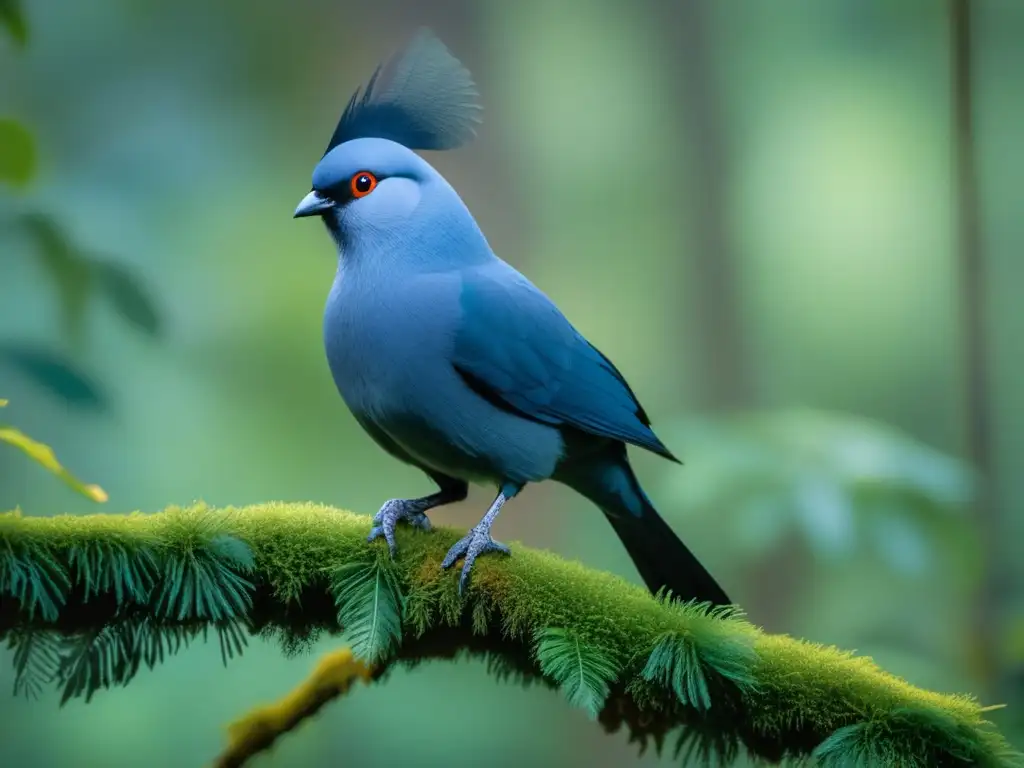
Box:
(0, 503, 1018, 767)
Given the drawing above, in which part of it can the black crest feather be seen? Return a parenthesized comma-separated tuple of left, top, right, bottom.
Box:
(324, 28, 482, 156)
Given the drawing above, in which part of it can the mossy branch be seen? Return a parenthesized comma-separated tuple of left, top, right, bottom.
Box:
(0, 503, 1019, 767)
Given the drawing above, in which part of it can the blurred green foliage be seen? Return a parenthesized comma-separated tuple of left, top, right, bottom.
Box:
(0, 344, 104, 409)
(0, 0, 26, 48)
(660, 409, 973, 573)
(3, 213, 163, 408)
(1, 26, 162, 410)
(17, 213, 161, 340)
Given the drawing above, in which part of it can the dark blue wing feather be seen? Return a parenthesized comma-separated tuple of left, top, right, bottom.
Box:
(452, 267, 679, 462)
(325, 28, 482, 155)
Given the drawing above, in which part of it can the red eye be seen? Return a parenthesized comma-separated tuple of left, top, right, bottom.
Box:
(350, 171, 377, 198)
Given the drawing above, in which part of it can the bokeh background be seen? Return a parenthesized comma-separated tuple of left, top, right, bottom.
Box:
(2, 0, 1022, 765)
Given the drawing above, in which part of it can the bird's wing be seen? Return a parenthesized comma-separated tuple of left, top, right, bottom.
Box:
(451, 266, 678, 461)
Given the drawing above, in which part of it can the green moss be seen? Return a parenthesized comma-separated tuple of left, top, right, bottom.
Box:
(0, 502, 1019, 766)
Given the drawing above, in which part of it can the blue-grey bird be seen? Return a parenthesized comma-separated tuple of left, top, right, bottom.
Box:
(294, 30, 730, 606)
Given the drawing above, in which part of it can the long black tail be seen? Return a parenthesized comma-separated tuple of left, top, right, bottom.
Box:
(557, 445, 731, 606)
(602, 499, 731, 606)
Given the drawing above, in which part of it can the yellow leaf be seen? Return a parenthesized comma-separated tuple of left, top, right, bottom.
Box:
(0, 399, 7, 406)
(0, 425, 107, 502)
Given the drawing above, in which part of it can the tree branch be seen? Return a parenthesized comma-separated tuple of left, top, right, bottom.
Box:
(0, 504, 1018, 766)
(215, 647, 375, 768)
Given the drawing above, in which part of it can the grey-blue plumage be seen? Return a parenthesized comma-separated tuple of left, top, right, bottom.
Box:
(295, 29, 730, 606)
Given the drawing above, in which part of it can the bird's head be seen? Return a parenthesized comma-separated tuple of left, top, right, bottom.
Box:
(294, 29, 482, 255)
(294, 137, 437, 243)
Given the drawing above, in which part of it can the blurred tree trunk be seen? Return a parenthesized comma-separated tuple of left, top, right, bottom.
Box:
(658, 0, 751, 410)
(949, 0, 1003, 698)
(656, 1, 812, 631)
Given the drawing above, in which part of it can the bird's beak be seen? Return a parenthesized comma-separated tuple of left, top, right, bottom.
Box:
(293, 190, 335, 218)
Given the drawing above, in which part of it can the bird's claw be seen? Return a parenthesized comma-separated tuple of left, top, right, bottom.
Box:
(367, 498, 432, 556)
(441, 526, 510, 594)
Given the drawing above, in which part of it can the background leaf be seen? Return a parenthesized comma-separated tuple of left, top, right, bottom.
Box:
(16, 214, 96, 345)
(0, 344, 106, 409)
(94, 260, 162, 338)
(0, 0, 26, 47)
(0, 119, 35, 186)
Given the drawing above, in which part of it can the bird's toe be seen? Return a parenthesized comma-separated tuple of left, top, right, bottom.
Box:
(366, 524, 398, 556)
(485, 539, 510, 556)
(442, 527, 510, 594)
(372, 498, 404, 525)
(368, 499, 434, 556)
(440, 534, 472, 570)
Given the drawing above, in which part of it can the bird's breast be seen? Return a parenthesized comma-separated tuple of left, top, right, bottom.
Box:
(322, 268, 459, 420)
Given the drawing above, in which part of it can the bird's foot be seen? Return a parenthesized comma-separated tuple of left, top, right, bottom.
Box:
(367, 498, 432, 556)
(440, 526, 510, 595)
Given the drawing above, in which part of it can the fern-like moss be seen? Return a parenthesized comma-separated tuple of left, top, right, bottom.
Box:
(533, 626, 620, 718)
(0, 502, 1019, 767)
(330, 557, 404, 663)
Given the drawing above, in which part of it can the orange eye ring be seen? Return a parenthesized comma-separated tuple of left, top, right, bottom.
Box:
(350, 171, 378, 198)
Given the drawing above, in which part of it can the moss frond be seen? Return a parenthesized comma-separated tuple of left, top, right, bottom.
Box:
(0, 502, 1018, 767)
(6, 626, 61, 698)
(329, 557, 404, 664)
(812, 704, 1023, 768)
(0, 534, 69, 621)
(151, 507, 255, 623)
(636, 598, 759, 713)
(69, 539, 157, 604)
(54, 622, 137, 704)
(533, 626, 619, 718)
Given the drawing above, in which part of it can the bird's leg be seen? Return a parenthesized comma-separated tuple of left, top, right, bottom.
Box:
(441, 482, 521, 594)
(368, 474, 467, 556)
